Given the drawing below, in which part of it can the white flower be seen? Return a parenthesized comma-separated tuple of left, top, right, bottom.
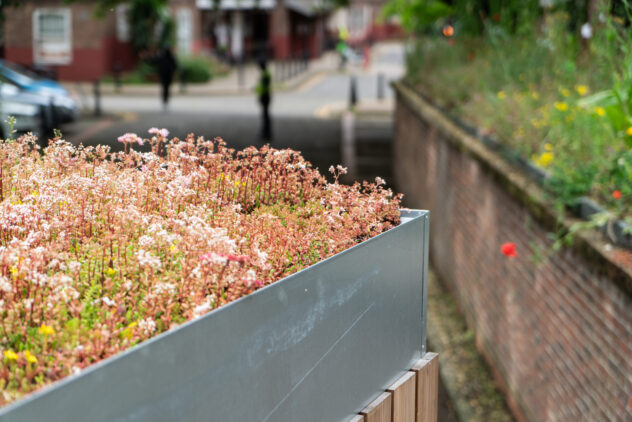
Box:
(138, 235, 154, 247)
(138, 318, 156, 336)
(581, 22, 592, 39)
(192, 301, 212, 318)
(243, 269, 257, 286)
(136, 249, 161, 270)
(102, 296, 116, 307)
(375, 177, 386, 186)
(0, 276, 12, 293)
(153, 282, 176, 295)
(68, 261, 81, 272)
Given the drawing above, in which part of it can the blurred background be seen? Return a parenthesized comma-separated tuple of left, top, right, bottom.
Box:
(0, 0, 406, 187)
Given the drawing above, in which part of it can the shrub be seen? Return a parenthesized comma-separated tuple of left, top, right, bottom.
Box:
(177, 56, 213, 83)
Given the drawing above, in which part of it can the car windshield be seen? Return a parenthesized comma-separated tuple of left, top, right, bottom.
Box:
(0, 60, 41, 86)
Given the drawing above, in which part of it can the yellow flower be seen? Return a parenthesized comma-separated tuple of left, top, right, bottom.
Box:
(594, 107, 606, 116)
(169, 244, 176, 252)
(497, 91, 506, 100)
(545, 143, 553, 151)
(39, 324, 55, 336)
(24, 350, 37, 364)
(554, 102, 568, 112)
(531, 92, 540, 100)
(121, 322, 138, 340)
(626, 127, 632, 136)
(105, 267, 116, 277)
(560, 88, 571, 97)
(534, 152, 554, 168)
(32, 191, 38, 197)
(4, 350, 18, 361)
(574, 85, 589, 96)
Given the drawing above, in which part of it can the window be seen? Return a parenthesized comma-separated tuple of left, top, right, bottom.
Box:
(116, 5, 130, 42)
(177, 8, 193, 55)
(33, 8, 72, 65)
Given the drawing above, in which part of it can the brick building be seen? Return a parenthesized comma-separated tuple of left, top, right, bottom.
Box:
(1, 0, 326, 82)
(2, 1, 200, 81)
(196, 0, 327, 61)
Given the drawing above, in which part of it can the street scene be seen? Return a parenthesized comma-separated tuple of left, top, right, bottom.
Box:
(0, 1, 631, 421)
(60, 43, 403, 185)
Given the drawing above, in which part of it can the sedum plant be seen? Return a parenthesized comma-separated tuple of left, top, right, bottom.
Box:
(0, 129, 401, 405)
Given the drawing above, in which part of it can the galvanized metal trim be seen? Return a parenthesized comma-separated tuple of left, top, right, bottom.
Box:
(0, 210, 429, 422)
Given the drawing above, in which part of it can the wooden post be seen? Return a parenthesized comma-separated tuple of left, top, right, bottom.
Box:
(387, 371, 416, 422)
(352, 353, 438, 422)
(411, 353, 439, 422)
(360, 391, 392, 422)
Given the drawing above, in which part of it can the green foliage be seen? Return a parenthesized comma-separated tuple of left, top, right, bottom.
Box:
(177, 56, 213, 83)
(405, 5, 632, 218)
(381, 0, 452, 34)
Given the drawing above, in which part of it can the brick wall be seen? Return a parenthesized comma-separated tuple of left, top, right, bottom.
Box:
(3, 2, 118, 81)
(394, 83, 632, 422)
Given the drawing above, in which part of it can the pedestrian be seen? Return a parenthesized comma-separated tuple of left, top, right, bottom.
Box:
(156, 46, 177, 111)
(256, 58, 272, 141)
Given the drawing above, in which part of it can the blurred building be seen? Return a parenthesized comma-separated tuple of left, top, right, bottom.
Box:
(1, 0, 327, 82)
(327, 0, 402, 47)
(2, 1, 199, 81)
(197, 0, 328, 61)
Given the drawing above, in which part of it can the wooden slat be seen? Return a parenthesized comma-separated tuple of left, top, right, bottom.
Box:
(411, 353, 439, 422)
(349, 415, 365, 422)
(360, 391, 393, 422)
(387, 371, 417, 422)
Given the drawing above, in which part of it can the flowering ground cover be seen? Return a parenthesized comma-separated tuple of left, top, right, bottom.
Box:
(402, 7, 632, 223)
(0, 129, 401, 405)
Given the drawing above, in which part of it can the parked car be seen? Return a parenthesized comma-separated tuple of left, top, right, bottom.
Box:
(0, 59, 77, 124)
(0, 81, 43, 140)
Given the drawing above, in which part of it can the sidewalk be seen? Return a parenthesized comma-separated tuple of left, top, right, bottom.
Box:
(64, 52, 340, 98)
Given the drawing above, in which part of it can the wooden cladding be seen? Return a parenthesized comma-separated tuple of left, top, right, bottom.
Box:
(351, 352, 438, 422)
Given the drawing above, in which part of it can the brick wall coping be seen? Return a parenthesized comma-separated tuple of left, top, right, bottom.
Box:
(393, 81, 632, 298)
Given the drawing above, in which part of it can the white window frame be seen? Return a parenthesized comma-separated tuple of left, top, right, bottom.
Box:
(116, 5, 131, 42)
(176, 8, 193, 55)
(33, 8, 73, 65)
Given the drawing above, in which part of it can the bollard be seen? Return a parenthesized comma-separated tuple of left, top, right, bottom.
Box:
(113, 61, 122, 93)
(341, 110, 357, 180)
(237, 59, 245, 89)
(349, 75, 358, 109)
(93, 79, 102, 117)
(377, 73, 385, 100)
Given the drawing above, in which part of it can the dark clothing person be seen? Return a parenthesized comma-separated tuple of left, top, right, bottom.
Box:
(156, 48, 177, 110)
(257, 60, 272, 141)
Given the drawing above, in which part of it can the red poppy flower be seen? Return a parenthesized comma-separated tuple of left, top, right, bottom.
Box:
(501, 242, 517, 258)
(613, 190, 622, 199)
(442, 25, 454, 37)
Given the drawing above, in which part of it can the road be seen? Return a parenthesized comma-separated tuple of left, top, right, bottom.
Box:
(60, 43, 405, 175)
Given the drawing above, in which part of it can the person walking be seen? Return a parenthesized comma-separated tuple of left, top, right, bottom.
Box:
(156, 46, 177, 111)
(257, 59, 272, 141)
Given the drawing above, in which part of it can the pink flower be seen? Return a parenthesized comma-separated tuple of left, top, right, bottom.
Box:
(117, 133, 143, 145)
(148, 127, 169, 138)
